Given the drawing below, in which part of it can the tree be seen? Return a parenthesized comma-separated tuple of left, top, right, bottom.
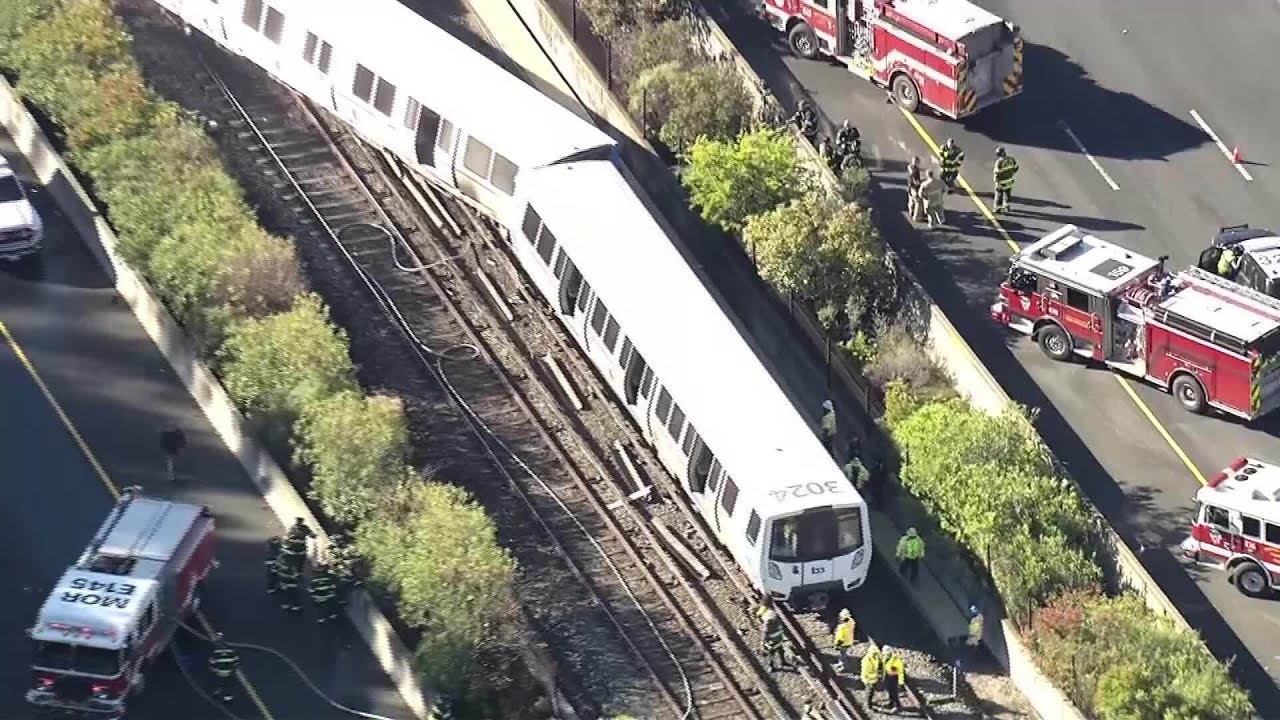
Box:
(628, 61, 750, 153)
(356, 481, 516, 694)
(623, 18, 695, 81)
(682, 128, 804, 234)
(219, 293, 356, 428)
(294, 390, 410, 526)
(0, 0, 58, 66)
(744, 192, 887, 322)
(580, 0, 674, 36)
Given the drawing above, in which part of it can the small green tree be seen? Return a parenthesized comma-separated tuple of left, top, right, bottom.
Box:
(357, 481, 516, 694)
(623, 18, 695, 80)
(219, 293, 356, 427)
(294, 390, 410, 526)
(629, 61, 749, 153)
(744, 192, 886, 322)
(682, 128, 804, 234)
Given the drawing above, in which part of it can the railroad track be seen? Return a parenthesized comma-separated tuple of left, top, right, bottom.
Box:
(181, 34, 986, 720)
(194, 50, 776, 720)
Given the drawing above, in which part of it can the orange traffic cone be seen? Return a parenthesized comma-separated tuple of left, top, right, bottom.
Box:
(1232, 146, 1243, 164)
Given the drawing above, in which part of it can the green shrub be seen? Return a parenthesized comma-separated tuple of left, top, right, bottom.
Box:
(864, 320, 952, 398)
(219, 293, 356, 428)
(357, 481, 516, 694)
(837, 164, 871, 203)
(681, 128, 804, 234)
(623, 18, 695, 80)
(0, 0, 59, 67)
(580, 0, 673, 36)
(294, 390, 410, 526)
(214, 236, 307, 320)
(1029, 590, 1252, 719)
(628, 61, 750, 153)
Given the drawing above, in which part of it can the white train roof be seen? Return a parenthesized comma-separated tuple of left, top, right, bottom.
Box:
(525, 161, 861, 517)
(32, 571, 157, 650)
(268, 0, 613, 168)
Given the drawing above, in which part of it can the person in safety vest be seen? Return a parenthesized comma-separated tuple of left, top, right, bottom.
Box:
(309, 564, 340, 623)
(208, 633, 240, 703)
(792, 100, 819, 142)
(992, 147, 1019, 214)
(940, 138, 964, 191)
(276, 559, 303, 612)
(820, 400, 838, 456)
(906, 156, 925, 223)
(281, 518, 313, 572)
(883, 646, 906, 713)
(1218, 244, 1241, 279)
(761, 606, 788, 672)
(966, 604, 984, 648)
(833, 608, 856, 672)
(896, 527, 925, 583)
(861, 641, 884, 708)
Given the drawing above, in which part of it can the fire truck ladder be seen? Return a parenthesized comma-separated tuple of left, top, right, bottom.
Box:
(1184, 266, 1280, 315)
(81, 486, 144, 566)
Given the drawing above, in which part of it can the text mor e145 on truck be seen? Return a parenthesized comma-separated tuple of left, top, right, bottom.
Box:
(26, 488, 216, 719)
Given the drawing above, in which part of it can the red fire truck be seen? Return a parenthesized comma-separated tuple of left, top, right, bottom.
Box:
(1181, 457, 1280, 598)
(760, 0, 1024, 118)
(990, 225, 1280, 420)
(26, 488, 216, 719)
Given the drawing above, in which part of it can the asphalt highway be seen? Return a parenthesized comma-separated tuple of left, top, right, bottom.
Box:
(714, 0, 1280, 713)
(0, 130, 413, 718)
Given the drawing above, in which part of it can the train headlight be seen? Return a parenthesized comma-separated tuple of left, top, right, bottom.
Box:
(768, 562, 782, 580)
(851, 548, 865, 569)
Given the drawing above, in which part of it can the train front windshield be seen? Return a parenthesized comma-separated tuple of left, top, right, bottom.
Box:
(769, 506, 864, 563)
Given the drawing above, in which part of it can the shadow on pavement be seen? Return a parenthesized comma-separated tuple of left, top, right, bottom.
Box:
(962, 43, 1205, 162)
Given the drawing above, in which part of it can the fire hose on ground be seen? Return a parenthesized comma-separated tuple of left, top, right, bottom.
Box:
(175, 620, 408, 720)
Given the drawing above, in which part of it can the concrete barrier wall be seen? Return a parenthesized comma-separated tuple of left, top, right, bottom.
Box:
(478, 1, 1199, 716)
(0, 78, 432, 720)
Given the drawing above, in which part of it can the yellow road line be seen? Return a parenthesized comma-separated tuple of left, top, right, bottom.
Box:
(0, 319, 276, 720)
(892, 109, 1209, 487)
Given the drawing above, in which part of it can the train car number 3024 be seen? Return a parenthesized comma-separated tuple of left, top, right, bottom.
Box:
(769, 481, 845, 502)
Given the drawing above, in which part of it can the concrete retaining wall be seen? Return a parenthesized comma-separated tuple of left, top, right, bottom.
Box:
(0, 77, 431, 720)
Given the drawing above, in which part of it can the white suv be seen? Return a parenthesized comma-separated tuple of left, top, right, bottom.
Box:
(0, 156, 43, 263)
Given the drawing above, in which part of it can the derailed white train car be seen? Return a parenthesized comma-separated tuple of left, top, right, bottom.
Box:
(519, 162, 871, 601)
(153, 0, 614, 227)
(152, 0, 871, 602)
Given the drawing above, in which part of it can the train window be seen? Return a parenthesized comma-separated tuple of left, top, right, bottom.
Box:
(746, 511, 762, 545)
(522, 205, 541, 244)
(835, 507, 864, 554)
(691, 444, 713, 490)
(352, 65, 375, 103)
(302, 33, 333, 74)
(667, 404, 686, 443)
(262, 6, 285, 43)
(590, 302, 608, 334)
(373, 78, 398, 117)
(553, 249, 570, 278)
(1065, 287, 1089, 311)
(655, 388, 673, 423)
(707, 459, 723, 492)
(638, 365, 654, 398)
(681, 426, 698, 456)
(404, 99, 423, 131)
(536, 227, 558, 266)
(620, 338, 634, 366)
(463, 137, 494, 179)
(560, 263, 583, 314)
(490, 153, 518, 196)
(603, 317, 620, 351)
(437, 118, 456, 153)
(577, 282, 593, 312)
(241, 0, 263, 27)
(720, 478, 739, 516)
(1242, 515, 1262, 539)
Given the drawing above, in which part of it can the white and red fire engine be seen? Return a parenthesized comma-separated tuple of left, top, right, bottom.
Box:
(991, 225, 1280, 420)
(760, 0, 1023, 118)
(26, 488, 215, 718)
(1181, 457, 1280, 598)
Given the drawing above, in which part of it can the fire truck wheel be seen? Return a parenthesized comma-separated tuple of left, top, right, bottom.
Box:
(1036, 324, 1072, 361)
(1234, 562, 1271, 598)
(891, 74, 920, 113)
(1171, 373, 1207, 414)
(788, 23, 819, 60)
